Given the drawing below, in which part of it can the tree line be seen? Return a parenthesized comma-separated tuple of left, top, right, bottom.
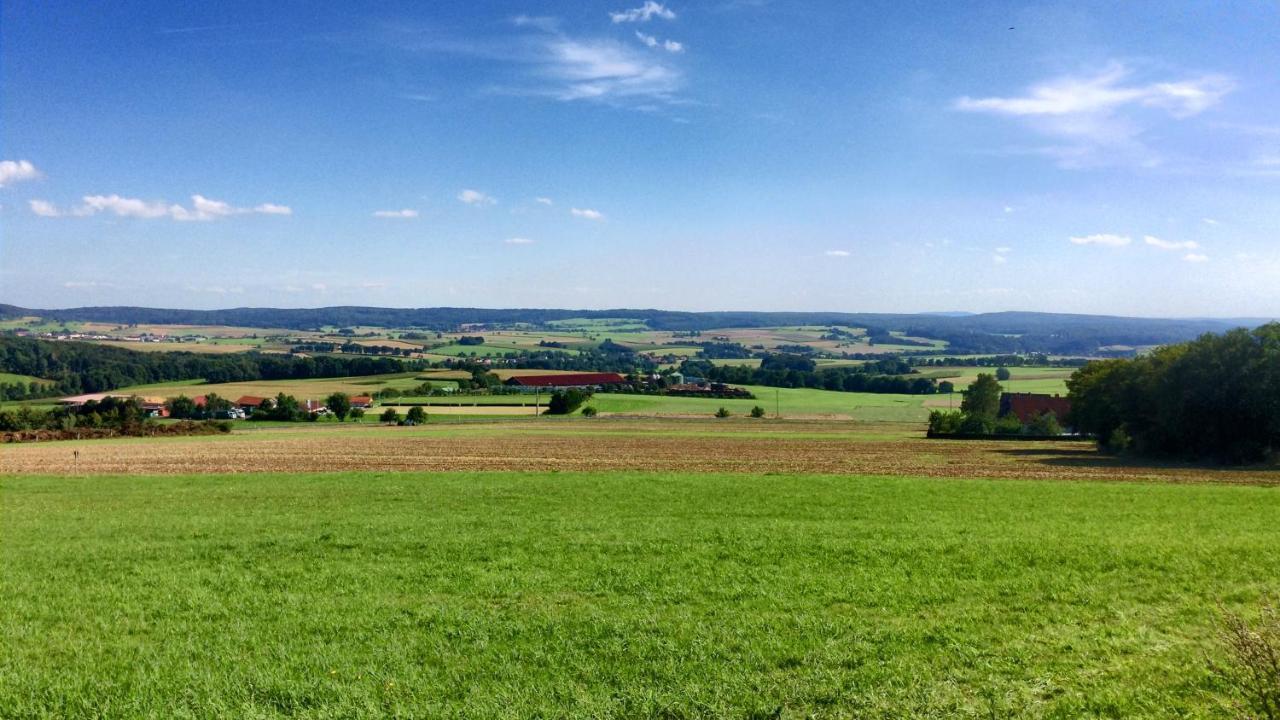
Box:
(680, 355, 942, 395)
(0, 336, 420, 397)
(1067, 323, 1280, 463)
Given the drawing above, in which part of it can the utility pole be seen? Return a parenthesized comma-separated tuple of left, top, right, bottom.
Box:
(775, 388, 780, 419)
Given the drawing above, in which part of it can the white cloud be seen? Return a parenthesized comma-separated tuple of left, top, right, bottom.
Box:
(992, 254, 1008, 265)
(571, 207, 605, 221)
(70, 193, 291, 221)
(954, 63, 1234, 167)
(0, 160, 41, 187)
(535, 197, 554, 205)
(63, 280, 118, 289)
(955, 64, 1231, 117)
(373, 208, 419, 218)
(1144, 235, 1199, 251)
(1202, 217, 1220, 225)
(610, 2, 675, 23)
(1183, 253, 1209, 263)
(541, 37, 681, 102)
(995, 246, 1012, 254)
(1069, 233, 1131, 247)
(28, 199, 60, 217)
(635, 31, 684, 53)
(505, 237, 535, 245)
(824, 250, 850, 257)
(1003, 205, 1015, 214)
(458, 189, 496, 206)
(80, 194, 172, 219)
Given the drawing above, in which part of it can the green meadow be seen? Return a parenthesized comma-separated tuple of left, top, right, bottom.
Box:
(2, 471, 1276, 718)
(592, 385, 930, 421)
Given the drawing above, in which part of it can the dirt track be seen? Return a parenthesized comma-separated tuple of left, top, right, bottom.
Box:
(3, 419, 1277, 485)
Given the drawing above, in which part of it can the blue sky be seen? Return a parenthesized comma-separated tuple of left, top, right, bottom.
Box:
(3, 1, 1278, 316)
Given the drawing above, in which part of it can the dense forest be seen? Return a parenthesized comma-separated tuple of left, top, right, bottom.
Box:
(0, 337, 417, 396)
(2, 303, 1265, 354)
(681, 355, 940, 394)
(1067, 323, 1280, 463)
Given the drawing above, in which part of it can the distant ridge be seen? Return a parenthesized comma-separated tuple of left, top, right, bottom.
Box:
(2, 302, 1273, 356)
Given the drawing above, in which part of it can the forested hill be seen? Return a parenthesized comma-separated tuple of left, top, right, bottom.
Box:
(1, 303, 1272, 355)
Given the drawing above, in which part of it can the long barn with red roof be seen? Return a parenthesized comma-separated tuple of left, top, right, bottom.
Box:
(504, 372, 626, 388)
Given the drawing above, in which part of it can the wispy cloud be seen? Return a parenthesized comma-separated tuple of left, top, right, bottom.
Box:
(610, 2, 676, 23)
(33, 194, 291, 221)
(571, 207, 605, 221)
(1069, 233, 1131, 247)
(1144, 235, 1198, 251)
(1183, 253, 1209, 263)
(635, 32, 684, 53)
(992, 254, 1008, 265)
(373, 208, 419, 218)
(535, 196, 554, 205)
(505, 237, 535, 245)
(458, 189, 496, 206)
(0, 160, 41, 187)
(28, 199, 60, 217)
(824, 249, 850, 257)
(955, 63, 1233, 167)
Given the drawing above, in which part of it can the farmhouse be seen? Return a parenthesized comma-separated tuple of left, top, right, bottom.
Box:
(350, 395, 373, 409)
(504, 372, 626, 389)
(1000, 393, 1072, 424)
(236, 396, 267, 413)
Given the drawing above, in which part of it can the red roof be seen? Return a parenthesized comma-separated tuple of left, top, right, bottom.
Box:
(236, 395, 267, 407)
(1001, 393, 1072, 424)
(507, 372, 626, 387)
(350, 395, 372, 405)
(192, 395, 207, 407)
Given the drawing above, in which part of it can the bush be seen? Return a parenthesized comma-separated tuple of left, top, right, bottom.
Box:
(959, 413, 995, 435)
(405, 406, 427, 425)
(927, 410, 964, 435)
(380, 408, 399, 424)
(714, 407, 731, 418)
(1025, 411, 1062, 436)
(547, 389, 589, 415)
(1106, 426, 1132, 453)
(349, 407, 365, 422)
(995, 366, 1012, 381)
(750, 405, 766, 418)
(994, 414, 1024, 435)
(1211, 598, 1280, 719)
(580, 406, 598, 417)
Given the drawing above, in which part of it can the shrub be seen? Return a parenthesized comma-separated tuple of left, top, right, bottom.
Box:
(927, 410, 964, 435)
(580, 406, 598, 417)
(959, 413, 994, 435)
(380, 408, 399, 424)
(750, 405, 766, 418)
(995, 366, 1012, 381)
(349, 407, 365, 422)
(1211, 598, 1280, 719)
(1106, 426, 1132, 453)
(1025, 411, 1062, 436)
(405, 406, 427, 425)
(714, 407, 731, 418)
(547, 389, 589, 415)
(994, 414, 1024, 435)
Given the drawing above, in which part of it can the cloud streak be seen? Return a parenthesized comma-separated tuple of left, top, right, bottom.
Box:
(30, 194, 291, 220)
(458, 189, 496, 206)
(373, 208, 419, 218)
(1144, 235, 1199, 251)
(571, 207, 605, 221)
(610, 2, 676, 23)
(1069, 233, 1131, 247)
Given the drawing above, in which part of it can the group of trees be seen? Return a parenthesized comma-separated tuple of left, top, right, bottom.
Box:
(927, 374, 1062, 437)
(681, 355, 942, 395)
(1067, 323, 1280, 463)
(289, 342, 415, 357)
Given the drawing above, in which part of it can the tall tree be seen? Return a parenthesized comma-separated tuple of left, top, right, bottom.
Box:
(961, 374, 1002, 420)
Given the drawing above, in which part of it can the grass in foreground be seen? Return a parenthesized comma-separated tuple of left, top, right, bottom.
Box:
(2, 471, 1277, 717)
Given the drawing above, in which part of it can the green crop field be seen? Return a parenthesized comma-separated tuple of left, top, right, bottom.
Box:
(592, 385, 929, 421)
(2, 471, 1276, 717)
(0, 371, 49, 386)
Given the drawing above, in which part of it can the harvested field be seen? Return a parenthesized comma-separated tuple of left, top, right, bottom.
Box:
(4, 418, 1277, 484)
